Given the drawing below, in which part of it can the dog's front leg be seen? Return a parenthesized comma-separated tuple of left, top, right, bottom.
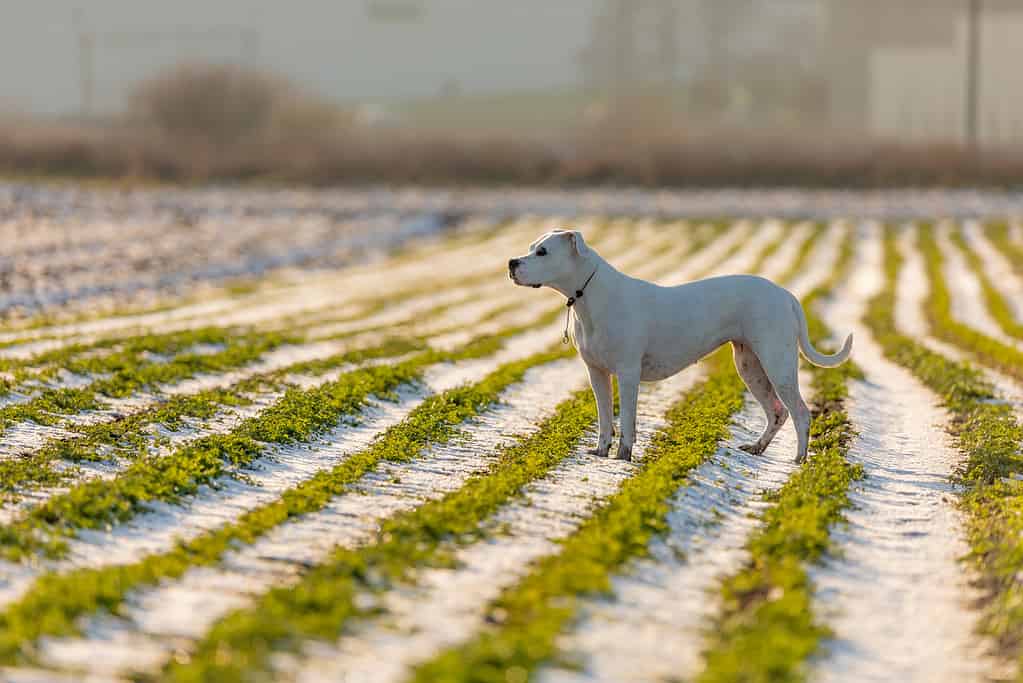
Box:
(586, 362, 614, 457)
(615, 367, 641, 461)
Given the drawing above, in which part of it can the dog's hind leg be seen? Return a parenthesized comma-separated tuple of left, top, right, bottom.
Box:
(756, 343, 811, 463)
(732, 342, 788, 455)
(586, 362, 614, 457)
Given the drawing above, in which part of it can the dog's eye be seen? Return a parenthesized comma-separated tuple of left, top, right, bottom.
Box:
(536, 247, 547, 256)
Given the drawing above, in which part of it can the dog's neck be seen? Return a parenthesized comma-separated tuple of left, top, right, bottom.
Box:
(549, 251, 617, 331)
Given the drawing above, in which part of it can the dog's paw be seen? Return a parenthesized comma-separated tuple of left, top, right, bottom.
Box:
(614, 443, 633, 461)
(589, 444, 611, 458)
(738, 442, 764, 455)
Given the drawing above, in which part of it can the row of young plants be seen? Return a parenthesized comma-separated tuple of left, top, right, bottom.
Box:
(0, 286, 552, 501)
(984, 221, 1023, 276)
(160, 366, 604, 682)
(0, 330, 298, 433)
(865, 225, 1023, 673)
(0, 222, 689, 505)
(698, 222, 863, 682)
(916, 223, 1023, 383)
(0, 306, 571, 563)
(776, 222, 827, 286)
(405, 347, 744, 683)
(0, 337, 425, 503)
(949, 226, 1023, 340)
(0, 341, 580, 665)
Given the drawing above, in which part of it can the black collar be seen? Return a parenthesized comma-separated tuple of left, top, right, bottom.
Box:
(565, 267, 598, 308)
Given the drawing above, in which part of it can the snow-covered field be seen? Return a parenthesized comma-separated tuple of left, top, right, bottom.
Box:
(1, 182, 1022, 682)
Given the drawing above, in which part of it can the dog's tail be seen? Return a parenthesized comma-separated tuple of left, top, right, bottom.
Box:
(793, 298, 853, 368)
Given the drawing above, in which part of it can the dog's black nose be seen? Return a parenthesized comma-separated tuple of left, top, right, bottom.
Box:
(508, 258, 520, 270)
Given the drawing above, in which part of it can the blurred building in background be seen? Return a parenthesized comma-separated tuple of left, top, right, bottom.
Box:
(1, 0, 1022, 146)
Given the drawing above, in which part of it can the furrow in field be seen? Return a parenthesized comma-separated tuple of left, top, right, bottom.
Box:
(1011, 220, 1023, 246)
(964, 221, 1023, 327)
(0, 338, 586, 674)
(537, 396, 799, 683)
(291, 369, 702, 683)
(0, 328, 580, 674)
(0, 320, 564, 569)
(786, 221, 844, 296)
(533, 222, 836, 683)
(0, 345, 429, 528)
(34, 359, 588, 679)
(0, 391, 276, 527)
(758, 221, 814, 282)
(895, 227, 1023, 408)
(808, 222, 993, 683)
(707, 219, 783, 278)
(665, 220, 752, 283)
(0, 340, 338, 458)
(0, 380, 425, 612)
(935, 223, 1022, 350)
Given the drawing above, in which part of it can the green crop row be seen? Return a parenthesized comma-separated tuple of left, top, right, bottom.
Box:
(409, 347, 743, 683)
(776, 222, 827, 287)
(865, 225, 1023, 672)
(949, 227, 1023, 340)
(0, 342, 577, 665)
(984, 221, 1023, 277)
(917, 224, 1023, 384)
(698, 223, 862, 681)
(0, 337, 425, 503)
(0, 310, 563, 563)
(160, 368, 597, 681)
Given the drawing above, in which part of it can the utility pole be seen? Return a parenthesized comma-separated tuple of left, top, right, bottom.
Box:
(73, 9, 95, 118)
(965, 0, 982, 148)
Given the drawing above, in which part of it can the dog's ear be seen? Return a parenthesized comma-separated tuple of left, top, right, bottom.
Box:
(565, 230, 590, 257)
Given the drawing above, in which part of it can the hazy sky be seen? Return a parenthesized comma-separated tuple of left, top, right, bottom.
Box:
(0, 1, 593, 116)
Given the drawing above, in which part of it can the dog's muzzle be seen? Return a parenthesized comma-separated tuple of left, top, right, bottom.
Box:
(508, 259, 541, 288)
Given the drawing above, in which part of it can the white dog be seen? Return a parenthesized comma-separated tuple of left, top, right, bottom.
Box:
(508, 229, 852, 463)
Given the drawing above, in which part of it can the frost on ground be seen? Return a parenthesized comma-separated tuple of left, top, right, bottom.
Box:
(35, 359, 587, 678)
(293, 366, 702, 683)
(537, 395, 800, 683)
(0, 186, 1021, 683)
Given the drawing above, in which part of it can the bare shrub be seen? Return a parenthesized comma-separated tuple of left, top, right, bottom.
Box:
(128, 63, 349, 148)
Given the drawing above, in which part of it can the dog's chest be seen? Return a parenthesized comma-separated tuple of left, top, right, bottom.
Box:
(574, 319, 619, 372)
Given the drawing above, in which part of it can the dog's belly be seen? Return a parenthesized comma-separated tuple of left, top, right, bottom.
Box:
(640, 328, 733, 382)
(640, 353, 684, 381)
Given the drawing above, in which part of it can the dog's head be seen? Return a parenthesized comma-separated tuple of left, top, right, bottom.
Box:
(508, 230, 591, 289)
